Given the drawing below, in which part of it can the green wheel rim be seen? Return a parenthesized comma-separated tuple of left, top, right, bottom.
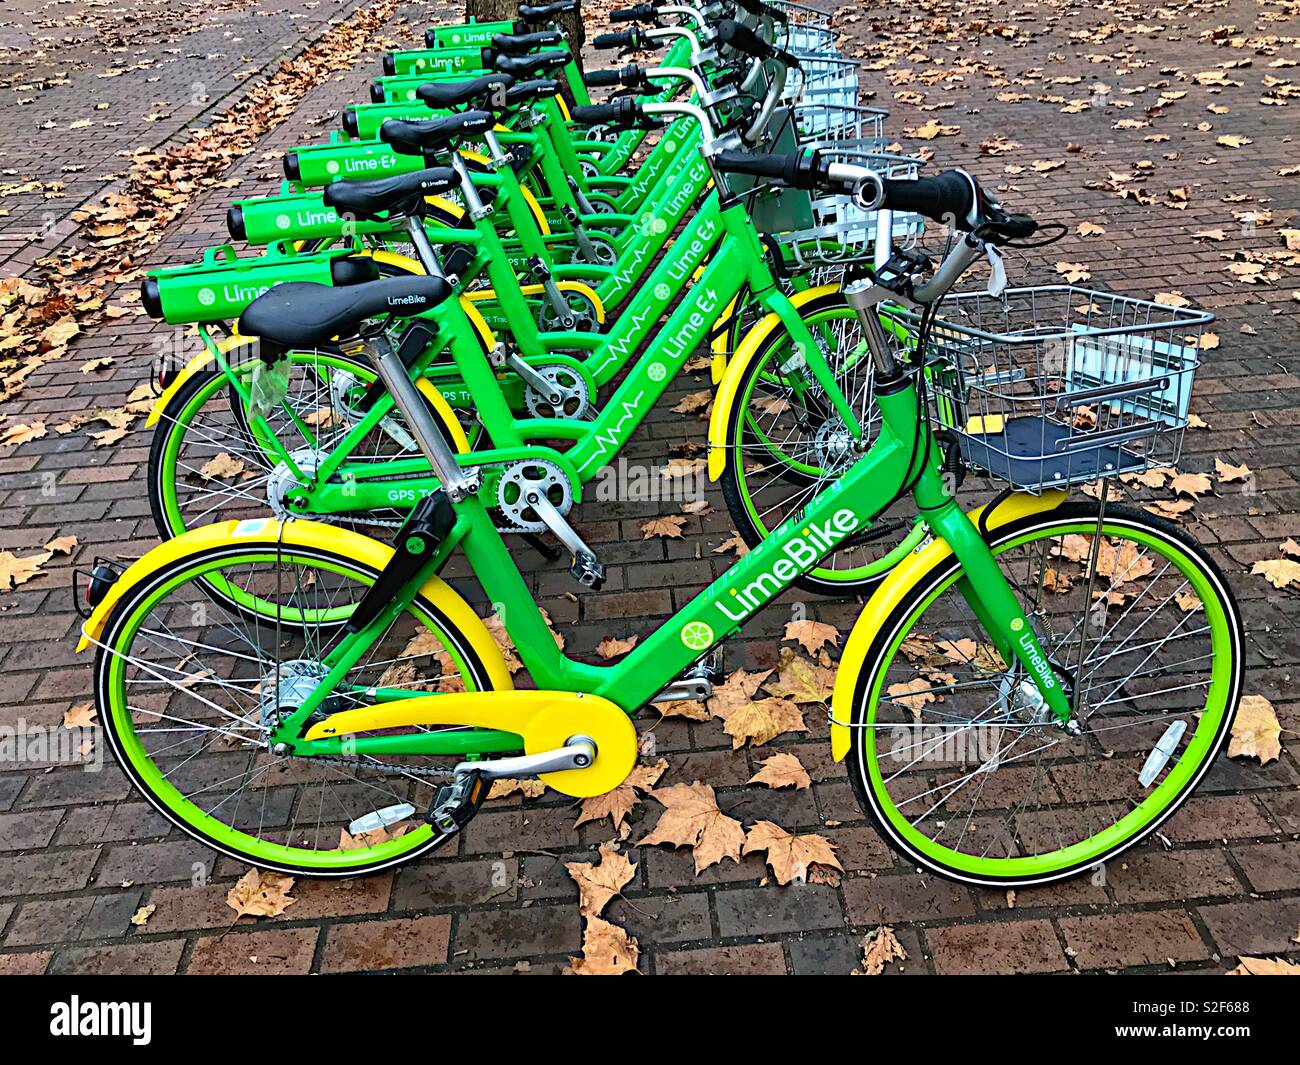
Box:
(858, 517, 1238, 883)
(100, 547, 485, 872)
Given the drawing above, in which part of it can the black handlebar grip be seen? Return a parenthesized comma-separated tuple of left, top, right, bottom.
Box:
(611, 3, 658, 21)
(714, 19, 798, 67)
(586, 67, 626, 87)
(571, 101, 625, 125)
(880, 170, 977, 224)
(593, 30, 635, 49)
(713, 149, 821, 189)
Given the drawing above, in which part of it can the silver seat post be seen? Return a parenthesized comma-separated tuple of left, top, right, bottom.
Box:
(402, 216, 446, 280)
(344, 334, 480, 502)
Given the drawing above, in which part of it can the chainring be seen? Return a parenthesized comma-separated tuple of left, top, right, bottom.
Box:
(494, 458, 574, 533)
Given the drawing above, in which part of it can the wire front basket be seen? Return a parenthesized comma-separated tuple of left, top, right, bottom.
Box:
(793, 102, 887, 149)
(786, 56, 859, 111)
(907, 287, 1212, 491)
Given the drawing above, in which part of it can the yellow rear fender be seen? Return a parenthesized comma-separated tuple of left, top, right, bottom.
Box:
(77, 518, 513, 696)
(146, 335, 259, 428)
(709, 289, 742, 384)
(706, 284, 841, 481)
(829, 491, 1069, 761)
(303, 689, 636, 798)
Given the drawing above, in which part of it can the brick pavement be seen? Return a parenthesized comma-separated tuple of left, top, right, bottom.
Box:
(0, 0, 1297, 974)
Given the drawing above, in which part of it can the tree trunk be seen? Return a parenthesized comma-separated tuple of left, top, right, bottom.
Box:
(465, 0, 586, 58)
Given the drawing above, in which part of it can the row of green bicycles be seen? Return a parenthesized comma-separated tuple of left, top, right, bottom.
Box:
(77, 0, 1245, 886)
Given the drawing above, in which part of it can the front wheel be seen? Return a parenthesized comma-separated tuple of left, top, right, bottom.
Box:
(843, 500, 1243, 887)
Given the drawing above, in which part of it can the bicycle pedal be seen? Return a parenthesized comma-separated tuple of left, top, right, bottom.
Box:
(570, 550, 605, 590)
(426, 769, 489, 836)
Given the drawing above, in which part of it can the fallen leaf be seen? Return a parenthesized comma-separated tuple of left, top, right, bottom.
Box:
(742, 821, 842, 886)
(569, 916, 639, 975)
(576, 759, 667, 834)
(226, 868, 296, 919)
(857, 925, 908, 976)
(639, 781, 745, 874)
(0, 549, 53, 590)
(1214, 457, 1251, 484)
(641, 515, 686, 539)
(1055, 262, 1092, 283)
(43, 534, 77, 555)
(566, 845, 637, 918)
(1252, 557, 1300, 591)
(748, 752, 812, 790)
(1077, 222, 1106, 236)
(1227, 956, 1300, 975)
(63, 702, 97, 729)
(762, 647, 835, 704)
(488, 778, 546, 800)
(1228, 695, 1282, 764)
(130, 904, 156, 927)
(596, 635, 638, 660)
(783, 618, 839, 655)
(717, 696, 806, 748)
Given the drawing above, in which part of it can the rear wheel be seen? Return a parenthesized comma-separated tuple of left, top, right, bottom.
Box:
(93, 539, 508, 876)
(843, 501, 1243, 886)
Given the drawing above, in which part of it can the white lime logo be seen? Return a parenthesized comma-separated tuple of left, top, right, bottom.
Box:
(326, 160, 340, 175)
(647, 362, 667, 382)
(197, 287, 216, 307)
(1010, 617, 1025, 632)
(680, 621, 714, 651)
(664, 140, 676, 154)
(451, 34, 461, 44)
(653, 283, 671, 301)
(275, 214, 291, 230)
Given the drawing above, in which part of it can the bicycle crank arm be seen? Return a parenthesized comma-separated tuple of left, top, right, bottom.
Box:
(453, 736, 596, 781)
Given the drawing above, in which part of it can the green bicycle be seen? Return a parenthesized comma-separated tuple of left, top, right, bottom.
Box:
(80, 165, 1243, 886)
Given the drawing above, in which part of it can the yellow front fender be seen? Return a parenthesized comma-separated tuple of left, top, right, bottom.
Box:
(829, 490, 1069, 761)
(706, 284, 841, 481)
(77, 518, 513, 695)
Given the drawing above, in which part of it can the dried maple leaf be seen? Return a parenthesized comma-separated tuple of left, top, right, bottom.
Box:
(742, 821, 842, 886)
(488, 778, 546, 800)
(1170, 471, 1212, 499)
(1227, 956, 1300, 976)
(1055, 262, 1092, 283)
(712, 533, 749, 556)
(569, 916, 639, 975)
(62, 702, 97, 729)
(565, 844, 637, 918)
(576, 759, 667, 834)
(199, 452, 248, 481)
(856, 925, 908, 975)
(907, 118, 959, 139)
(130, 904, 155, 927)
(43, 534, 77, 555)
(0, 421, 47, 446)
(717, 696, 806, 748)
(596, 635, 638, 660)
(783, 618, 839, 655)
(748, 752, 812, 790)
(763, 647, 835, 704)
(641, 515, 686, 539)
(707, 668, 772, 716)
(1228, 695, 1282, 764)
(1252, 557, 1300, 591)
(639, 781, 745, 873)
(1214, 457, 1251, 484)
(0, 549, 52, 591)
(226, 868, 296, 919)
(1077, 222, 1106, 236)
(671, 390, 712, 415)
(661, 458, 706, 480)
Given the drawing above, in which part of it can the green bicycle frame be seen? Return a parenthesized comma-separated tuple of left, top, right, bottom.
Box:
(274, 368, 1072, 760)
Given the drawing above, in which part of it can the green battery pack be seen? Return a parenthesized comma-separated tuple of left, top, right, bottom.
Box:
(285, 135, 421, 187)
(141, 242, 377, 325)
(229, 183, 398, 246)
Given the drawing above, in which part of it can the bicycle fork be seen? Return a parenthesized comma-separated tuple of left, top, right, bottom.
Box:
(847, 281, 1074, 728)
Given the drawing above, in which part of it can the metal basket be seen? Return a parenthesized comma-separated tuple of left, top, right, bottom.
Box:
(792, 102, 887, 148)
(786, 56, 859, 112)
(906, 287, 1213, 491)
(752, 151, 927, 267)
